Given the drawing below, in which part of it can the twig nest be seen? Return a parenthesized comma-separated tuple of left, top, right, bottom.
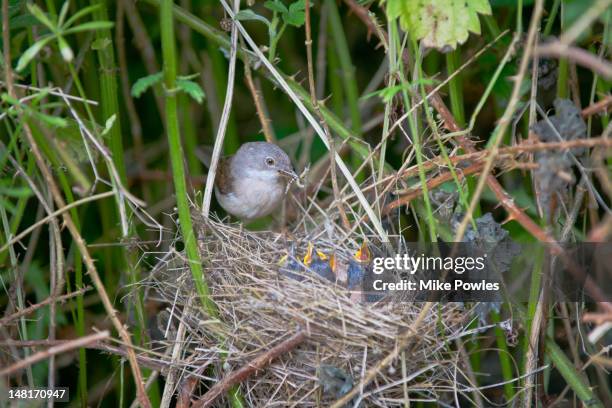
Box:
(139, 215, 474, 406)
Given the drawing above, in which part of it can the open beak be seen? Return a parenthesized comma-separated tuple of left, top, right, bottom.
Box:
(278, 168, 298, 180)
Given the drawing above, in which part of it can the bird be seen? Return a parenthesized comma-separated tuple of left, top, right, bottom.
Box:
(215, 142, 298, 220)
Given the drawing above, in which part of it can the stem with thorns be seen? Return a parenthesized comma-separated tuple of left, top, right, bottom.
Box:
(305, 0, 350, 230)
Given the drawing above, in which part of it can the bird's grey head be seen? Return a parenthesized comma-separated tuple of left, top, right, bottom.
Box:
(233, 142, 297, 182)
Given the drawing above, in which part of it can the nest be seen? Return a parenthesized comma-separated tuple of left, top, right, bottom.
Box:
(137, 211, 478, 407)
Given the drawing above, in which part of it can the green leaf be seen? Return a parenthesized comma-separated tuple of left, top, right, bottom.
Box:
(264, 0, 288, 14)
(15, 35, 53, 71)
(101, 114, 116, 137)
(7, 14, 40, 30)
(0, 185, 32, 198)
(285, 0, 306, 27)
(177, 73, 200, 81)
(386, 0, 492, 51)
(362, 78, 438, 103)
(0, 199, 17, 214)
(63, 4, 101, 28)
(33, 110, 68, 127)
(235, 9, 271, 27)
(63, 21, 114, 35)
(176, 79, 205, 104)
(26, 3, 55, 31)
(58, 0, 70, 27)
(131, 72, 163, 98)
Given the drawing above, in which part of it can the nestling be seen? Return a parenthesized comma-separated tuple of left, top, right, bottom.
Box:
(215, 142, 298, 220)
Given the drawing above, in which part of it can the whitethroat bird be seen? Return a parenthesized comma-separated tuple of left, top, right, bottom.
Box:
(214, 142, 298, 220)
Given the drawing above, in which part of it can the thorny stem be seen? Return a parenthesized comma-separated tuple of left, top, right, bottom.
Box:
(304, 0, 351, 230)
(241, 43, 276, 143)
(453, 0, 546, 242)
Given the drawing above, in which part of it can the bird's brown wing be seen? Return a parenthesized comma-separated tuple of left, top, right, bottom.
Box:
(215, 156, 234, 195)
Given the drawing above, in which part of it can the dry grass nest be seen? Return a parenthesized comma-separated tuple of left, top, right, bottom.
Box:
(137, 211, 481, 407)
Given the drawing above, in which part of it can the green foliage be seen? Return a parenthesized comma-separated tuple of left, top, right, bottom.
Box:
(0, 180, 32, 215)
(265, 0, 306, 27)
(131, 71, 205, 103)
(176, 78, 205, 104)
(131, 72, 164, 98)
(0, 0, 38, 32)
(385, 0, 491, 51)
(361, 79, 438, 103)
(15, 1, 113, 71)
(1, 93, 68, 127)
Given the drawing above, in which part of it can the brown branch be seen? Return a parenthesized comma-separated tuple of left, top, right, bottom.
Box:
(176, 376, 199, 408)
(342, 0, 387, 49)
(192, 331, 307, 408)
(536, 41, 612, 80)
(383, 162, 485, 215)
(0, 287, 91, 327)
(582, 95, 612, 118)
(0, 331, 109, 376)
(583, 312, 612, 325)
(242, 54, 276, 143)
(428, 87, 612, 314)
(1, 339, 173, 372)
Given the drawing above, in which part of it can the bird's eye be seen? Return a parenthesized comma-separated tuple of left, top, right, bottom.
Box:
(265, 157, 275, 166)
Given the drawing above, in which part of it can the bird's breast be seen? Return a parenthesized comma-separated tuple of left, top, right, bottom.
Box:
(215, 176, 286, 220)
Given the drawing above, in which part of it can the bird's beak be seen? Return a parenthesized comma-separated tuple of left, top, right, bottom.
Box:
(278, 168, 298, 180)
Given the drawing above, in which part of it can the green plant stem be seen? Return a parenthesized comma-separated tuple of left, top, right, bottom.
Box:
(326, 0, 363, 176)
(445, 49, 465, 128)
(160, 0, 214, 315)
(543, 0, 561, 36)
(268, 21, 286, 63)
(325, 0, 361, 135)
(545, 338, 604, 407)
(483, 15, 501, 38)
(93, 0, 126, 181)
(402, 36, 437, 241)
(490, 310, 515, 402)
(327, 38, 344, 118)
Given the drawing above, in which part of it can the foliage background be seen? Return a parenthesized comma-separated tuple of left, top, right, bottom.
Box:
(1, 0, 611, 406)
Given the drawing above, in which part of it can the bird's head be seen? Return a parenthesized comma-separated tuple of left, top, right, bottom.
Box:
(234, 142, 297, 183)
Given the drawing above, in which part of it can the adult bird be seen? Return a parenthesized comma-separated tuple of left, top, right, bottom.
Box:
(214, 142, 298, 220)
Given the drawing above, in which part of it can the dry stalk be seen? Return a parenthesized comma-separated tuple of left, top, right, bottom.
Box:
(0, 331, 110, 376)
(0, 287, 91, 327)
(582, 95, 612, 118)
(329, 302, 435, 407)
(201, 0, 239, 218)
(304, 0, 351, 231)
(536, 41, 612, 80)
(242, 50, 276, 143)
(1, 3, 151, 402)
